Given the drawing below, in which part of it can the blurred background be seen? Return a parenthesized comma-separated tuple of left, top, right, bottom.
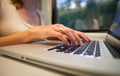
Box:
(40, 0, 118, 32)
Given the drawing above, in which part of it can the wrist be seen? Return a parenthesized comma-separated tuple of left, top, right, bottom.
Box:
(22, 29, 35, 43)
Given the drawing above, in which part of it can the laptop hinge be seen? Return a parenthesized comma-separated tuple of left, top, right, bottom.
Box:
(104, 41, 120, 58)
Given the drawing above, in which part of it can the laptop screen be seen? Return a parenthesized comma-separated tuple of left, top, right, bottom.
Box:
(109, 24, 120, 40)
(106, 0, 120, 49)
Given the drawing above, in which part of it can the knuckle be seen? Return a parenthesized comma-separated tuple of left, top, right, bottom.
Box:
(57, 33, 63, 37)
(65, 29, 71, 33)
(71, 30, 75, 33)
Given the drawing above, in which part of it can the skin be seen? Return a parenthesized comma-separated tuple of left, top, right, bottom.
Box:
(0, 0, 90, 47)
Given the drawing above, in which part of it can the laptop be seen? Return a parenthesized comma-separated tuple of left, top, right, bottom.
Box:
(0, 2, 120, 76)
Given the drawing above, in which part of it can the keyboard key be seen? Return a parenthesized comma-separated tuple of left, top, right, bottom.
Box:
(48, 44, 64, 51)
(64, 45, 80, 53)
(95, 41, 101, 57)
(73, 42, 90, 54)
(84, 41, 96, 56)
(56, 45, 70, 52)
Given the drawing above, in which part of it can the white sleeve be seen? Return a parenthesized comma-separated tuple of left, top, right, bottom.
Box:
(37, 10, 47, 25)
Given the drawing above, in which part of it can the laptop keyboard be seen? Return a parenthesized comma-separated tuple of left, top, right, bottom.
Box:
(48, 41, 101, 59)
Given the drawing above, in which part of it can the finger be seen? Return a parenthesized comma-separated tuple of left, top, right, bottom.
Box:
(83, 34, 91, 42)
(60, 26, 81, 45)
(50, 31, 70, 46)
(72, 31, 83, 45)
(84, 34, 91, 42)
(63, 30, 79, 45)
(76, 31, 91, 42)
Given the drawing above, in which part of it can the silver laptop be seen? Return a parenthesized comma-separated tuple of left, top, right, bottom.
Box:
(0, 24, 120, 76)
(0, 3, 120, 76)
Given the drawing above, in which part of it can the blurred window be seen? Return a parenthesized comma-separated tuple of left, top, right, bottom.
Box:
(52, 0, 118, 32)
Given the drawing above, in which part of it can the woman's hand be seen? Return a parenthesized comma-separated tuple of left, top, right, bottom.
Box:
(54, 24, 91, 45)
(27, 24, 90, 46)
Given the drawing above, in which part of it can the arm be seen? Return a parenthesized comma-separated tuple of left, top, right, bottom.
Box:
(0, 30, 32, 47)
(0, 24, 90, 47)
(0, 25, 69, 47)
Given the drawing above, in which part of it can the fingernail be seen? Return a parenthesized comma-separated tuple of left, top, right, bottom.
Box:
(79, 42, 83, 46)
(75, 41, 78, 45)
(67, 42, 70, 46)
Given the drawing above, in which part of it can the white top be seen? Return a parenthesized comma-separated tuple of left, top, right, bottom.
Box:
(0, 0, 46, 36)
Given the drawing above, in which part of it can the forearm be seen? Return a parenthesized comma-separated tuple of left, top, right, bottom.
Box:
(0, 30, 33, 47)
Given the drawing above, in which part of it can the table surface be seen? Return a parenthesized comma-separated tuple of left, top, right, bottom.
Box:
(0, 55, 67, 76)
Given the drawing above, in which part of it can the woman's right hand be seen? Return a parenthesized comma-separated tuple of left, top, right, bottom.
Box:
(27, 25, 70, 45)
(26, 24, 90, 46)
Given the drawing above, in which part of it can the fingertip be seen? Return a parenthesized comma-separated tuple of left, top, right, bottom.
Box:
(87, 38, 91, 42)
(84, 37, 91, 42)
(65, 41, 70, 46)
(78, 41, 83, 46)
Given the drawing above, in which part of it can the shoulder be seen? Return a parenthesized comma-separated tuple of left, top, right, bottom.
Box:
(0, 0, 29, 36)
(0, 0, 16, 14)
